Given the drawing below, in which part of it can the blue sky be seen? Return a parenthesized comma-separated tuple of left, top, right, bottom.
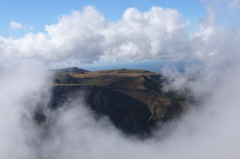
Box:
(0, 0, 239, 70)
(0, 0, 205, 37)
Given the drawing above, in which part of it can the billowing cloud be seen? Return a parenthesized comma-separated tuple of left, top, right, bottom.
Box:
(100, 7, 190, 62)
(9, 21, 23, 30)
(0, 6, 191, 65)
(1, 1, 240, 159)
(1, 3, 240, 66)
(2, 38, 240, 158)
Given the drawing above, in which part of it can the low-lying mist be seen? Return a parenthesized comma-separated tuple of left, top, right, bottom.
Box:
(1, 56, 240, 159)
(1, 0, 240, 158)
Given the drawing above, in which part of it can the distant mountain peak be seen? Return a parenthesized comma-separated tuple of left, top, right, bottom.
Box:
(51, 67, 90, 74)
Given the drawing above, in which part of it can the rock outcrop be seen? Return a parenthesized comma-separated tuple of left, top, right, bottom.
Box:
(36, 68, 186, 136)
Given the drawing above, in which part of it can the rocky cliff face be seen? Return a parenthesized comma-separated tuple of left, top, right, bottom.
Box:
(36, 68, 186, 136)
(49, 85, 153, 136)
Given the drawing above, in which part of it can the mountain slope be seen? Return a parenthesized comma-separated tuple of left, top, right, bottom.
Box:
(45, 68, 186, 136)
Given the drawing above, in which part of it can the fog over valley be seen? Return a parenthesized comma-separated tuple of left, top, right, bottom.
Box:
(1, 0, 240, 159)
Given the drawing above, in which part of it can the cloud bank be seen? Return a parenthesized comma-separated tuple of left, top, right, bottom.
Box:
(1, 1, 240, 158)
(2, 3, 239, 66)
(1, 42, 240, 159)
(1, 6, 191, 66)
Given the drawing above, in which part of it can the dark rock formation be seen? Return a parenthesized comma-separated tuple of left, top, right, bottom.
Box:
(35, 68, 186, 137)
(49, 85, 153, 136)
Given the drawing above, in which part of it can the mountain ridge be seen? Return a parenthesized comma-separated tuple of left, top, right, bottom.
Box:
(38, 67, 186, 136)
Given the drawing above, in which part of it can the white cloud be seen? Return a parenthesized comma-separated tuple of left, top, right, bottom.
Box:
(9, 21, 23, 30)
(1, 2, 240, 159)
(0, 4, 240, 67)
(0, 61, 51, 159)
(0, 6, 191, 66)
(100, 7, 190, 62)
(1, 50, 240, 159)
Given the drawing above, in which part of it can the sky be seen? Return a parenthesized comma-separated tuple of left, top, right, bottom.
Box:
(0, 0, 204, 37)
(0, 0, 240, 69)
